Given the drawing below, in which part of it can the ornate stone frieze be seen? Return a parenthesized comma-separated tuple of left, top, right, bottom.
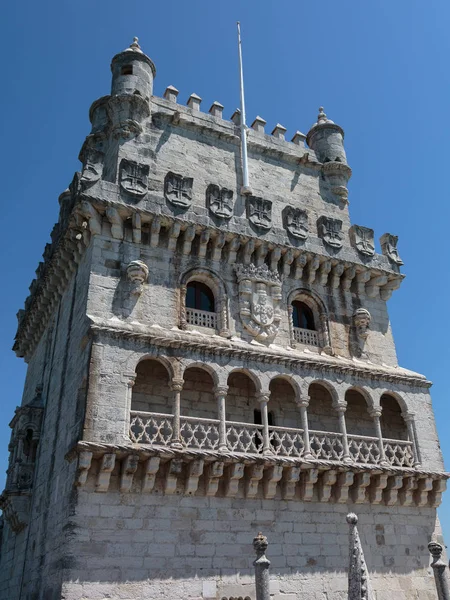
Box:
(119, 159, 149, 198)
(69, 441, 448, 507)
(350, 225, 375, 257)
(247, 196, 272, 231)
(380, 233, 403, 266)
(164, 171, 194, 209)
(80, 148, 104, 189)
(235, 264, 282, 341)
(206, 184, 234, 219)
(317, 216, 343, 249)
(282, 206, 308, 240)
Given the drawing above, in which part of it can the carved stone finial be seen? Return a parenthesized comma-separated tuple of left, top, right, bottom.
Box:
(317, 106, 334, 125)
(347, 513, 374, 600)
(130, 37, 141, 51)
(429, 542, 444, 560)
(253, 532, 268, 556)
(126, 260, 149, 295)
(346, 512, 358, 525)
(428, 542, 450, 600)
(253, 532, 270, 600)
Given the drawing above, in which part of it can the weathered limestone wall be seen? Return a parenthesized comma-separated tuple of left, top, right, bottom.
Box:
(0, 246, 94, 600)
(60, 487, 440, 600)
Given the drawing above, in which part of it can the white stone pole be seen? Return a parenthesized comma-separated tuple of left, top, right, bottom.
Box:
(257, 393, 272, 456)
(215, 385, 228, 452)
(170, 378, 184, 449)
(429, 542, 450, 600)
(335, 403, 351, 463)
(403, 412, 421, 467)
(299, 398, 313, 459)
(253, 532, 270, 600)
(369, 408, 388, 466)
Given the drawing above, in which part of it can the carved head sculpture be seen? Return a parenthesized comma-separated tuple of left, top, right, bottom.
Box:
(126, 260, 149, 295)
(80, 148, 104, 189)
(353, 308, 371, 340)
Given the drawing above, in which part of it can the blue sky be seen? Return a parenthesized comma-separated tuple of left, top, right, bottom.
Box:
(1, 0, 449, 537)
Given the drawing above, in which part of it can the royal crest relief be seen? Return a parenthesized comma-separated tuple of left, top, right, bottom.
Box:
(350, 225, 375, 257)
(317, 216, 343, 249)
(165, 172, 194, 209)
(235, 264, 282, 341)
(119, 159, 149, 198)
(247, 196, 272, 231)
(283, 206, 309, 240)
(80, 148, 104, 189)
(380, 233, 403, 266)
(206, 184, 234, 219)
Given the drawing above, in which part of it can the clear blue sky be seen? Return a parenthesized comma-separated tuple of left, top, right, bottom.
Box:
(1, 0, 449, 537)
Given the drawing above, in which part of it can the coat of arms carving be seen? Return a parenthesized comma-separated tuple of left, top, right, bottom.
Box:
(380, 233, 403, 266)
(119, 159, 149, 198)
(283, 206, 308, 240)
(317, 216, 343, 249)
(235, 264, 282, 341)
(206, 184, 234, 219)
(80, 148, 104, 189)
(349, 225, 375, 257)
(247, 196, 272, 231)
(164, 172, 194, 209)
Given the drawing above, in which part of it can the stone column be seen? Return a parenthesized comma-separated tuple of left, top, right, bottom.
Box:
(123, 373, 137, 438)
(215, 385, 228, 452)
(429, 542, 450, 600)
(287, 305, 295, 348)
(335, 402, 351, 463)
(258, 393, 272, 456)
(320, 312, 332, 354)
(170, 378, 184, 449)
(253, 532, 270, 600)
(179, 284, 187, 330)
(299, 397, 313, 459)
(403, 411, 421, 467)
(369, 407, 388, 466)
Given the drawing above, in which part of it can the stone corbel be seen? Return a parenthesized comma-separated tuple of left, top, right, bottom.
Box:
(366, 273, 388, 298)
(150, 216, 161, 247)
(294, 254, 307, 280)
(205, 461, 224, 496)
(182, 225, 196, 255)
(369, 473, 389, 504)
(331, 263, 345, 289)
(198, 230, 210, 258)
(255, 242, 269, 267)
(352, 472, 371, 503)
(243, 239, 255, 265)
(76, 451, 93, 486)
(165, 459, 184, 495)
(300, 468, 318, 502)
(415, 477, 433, 506)
(355, 270, 371, 296)
(307, 256, 320, 284)
(120, 454, 139, 492)
(335, 472, 354, 503)
(168, 222, 182, 252)
(132, 213, 141, 244)
(380, 277, 403, 301)
(185, 459, 204, 495)
(430, 479, 447, 508)
(318, 260, 332, 286)
(263, 465, 283, 499)
(79, 202, 102, 235)
(282, 466, 301, 500)
(341, 265, 356, 292)
(227, 236, 241, 263)
(384, 475, 404, 506)
(96, 453, 116, 492)
(270, 247, 282, 272)
(142, 457, 160, 493)
(246, 464, 264, 498)
(400, 476, 418, 506)
(282, 249, 295, 277)
(319, 469, 337, 502)
(212, 232, 226, 261)
(225, 463, 245, 498)
(105, 207, 124, 240)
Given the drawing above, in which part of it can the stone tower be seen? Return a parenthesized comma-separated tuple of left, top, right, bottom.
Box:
(0, 38, 447, 600)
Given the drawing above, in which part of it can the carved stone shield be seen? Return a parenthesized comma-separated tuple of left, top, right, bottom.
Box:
(317, 216, 343, 249)
(235, 264, 282, 341)
(283, 206, 308, 240)
(80, 148, 104, 189)
(380, 233, 403, 265)
(206, 184, 234, 219)
(247, 196, 272, 230)
(119, 159, 149, 198)
(350, 225, 375, 257)
(165, 172, 194, 209)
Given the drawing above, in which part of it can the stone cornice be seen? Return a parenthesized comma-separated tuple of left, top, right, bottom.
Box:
(90, 321, 432, 389)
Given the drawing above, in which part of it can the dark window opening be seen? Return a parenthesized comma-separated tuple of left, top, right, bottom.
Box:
(121, 64, 133, 75)
(254, 409, 275, 426)
(186, 281, 215, 312)
(23, 429, 34, 460)
(292, 301, 315, 330)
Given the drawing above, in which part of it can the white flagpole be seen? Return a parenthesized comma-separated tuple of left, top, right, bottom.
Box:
(237, 22, 251, 195)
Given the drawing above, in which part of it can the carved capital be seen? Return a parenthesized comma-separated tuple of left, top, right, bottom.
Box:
(257, 393, 270, 405)
(170, 378, 184, 393)
(214, 386, 228, 398)
(369, 407, 382, 419)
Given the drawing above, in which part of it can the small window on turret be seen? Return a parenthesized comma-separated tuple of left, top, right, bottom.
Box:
(121, 65, 133, 75)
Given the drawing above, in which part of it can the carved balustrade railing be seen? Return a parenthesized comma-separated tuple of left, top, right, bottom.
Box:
(293, 327, 319, 347)
(186, 307, 217, 329)
(129, 412, 415, 468)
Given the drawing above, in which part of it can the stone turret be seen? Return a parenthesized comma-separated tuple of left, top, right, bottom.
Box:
(110, 37, 156, 101)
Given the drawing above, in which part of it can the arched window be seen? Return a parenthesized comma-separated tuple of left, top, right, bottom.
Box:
(185, 281, 217, 329)
(292, 301, 315, 331)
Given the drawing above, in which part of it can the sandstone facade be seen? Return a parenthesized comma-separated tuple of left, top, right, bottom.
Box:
(0, 38, 447, 600)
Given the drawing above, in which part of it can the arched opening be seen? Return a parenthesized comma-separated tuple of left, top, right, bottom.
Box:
(344, 389, 374, 437)
(131, 359, 171, 414)
(185, 280, 217, 329)
(292, 301, 315, 331)
(268, 378, 300, 429)
(289, 291, 329, 350)
(380, 394, 408, 441)
(180, 367, 218, 449)
(226, 371, 262, 454)
(308, 383, 343, 460)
